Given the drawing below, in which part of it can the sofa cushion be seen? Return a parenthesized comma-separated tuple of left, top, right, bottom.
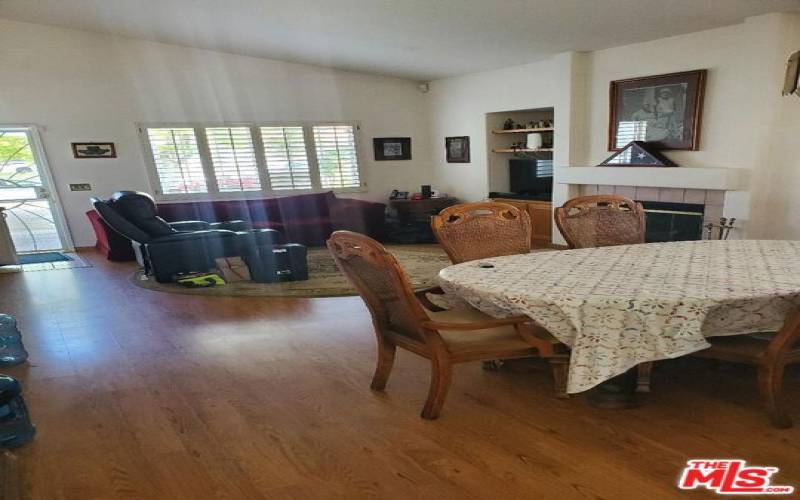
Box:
(276, 191, 335, 221)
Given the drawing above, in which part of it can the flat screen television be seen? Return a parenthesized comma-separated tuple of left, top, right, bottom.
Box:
(509, 159, 553, 199)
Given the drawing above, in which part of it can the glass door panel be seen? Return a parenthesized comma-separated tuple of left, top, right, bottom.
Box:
(0, 128, 67, 253)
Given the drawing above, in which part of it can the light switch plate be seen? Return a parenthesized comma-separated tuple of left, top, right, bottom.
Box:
(69, 183, 92, 191)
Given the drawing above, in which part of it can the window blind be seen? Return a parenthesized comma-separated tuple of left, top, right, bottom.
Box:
(146, 128, 207, 194)
(313, 125, 361, 189)
(205, 127, 261, 192)
(260, 127, 312, 190)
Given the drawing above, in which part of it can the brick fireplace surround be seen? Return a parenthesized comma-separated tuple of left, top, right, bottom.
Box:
(579, 185, 725, 231)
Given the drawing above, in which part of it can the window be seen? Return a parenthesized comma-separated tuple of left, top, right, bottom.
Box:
(145, 128, 207, 194)
(260, 126, 312, 190)
(313, 125, 360, 189)
(140, 123, 362, 198)
(205, 127, 261, 192)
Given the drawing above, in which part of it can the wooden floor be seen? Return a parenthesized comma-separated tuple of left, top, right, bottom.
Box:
(1, 250, 799, 499)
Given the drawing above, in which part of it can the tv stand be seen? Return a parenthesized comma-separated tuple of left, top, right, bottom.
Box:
(489, 197, 553, 248)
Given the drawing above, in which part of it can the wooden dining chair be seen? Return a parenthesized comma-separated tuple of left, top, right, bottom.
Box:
(431, 202, 531, 264)
(555, 194, 651, 392)
(327, 230, 569, 419)
(691, 312, 800, 428)
(554, 195, 645, 249)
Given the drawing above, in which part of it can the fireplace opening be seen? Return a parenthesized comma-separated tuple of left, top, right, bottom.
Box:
(639, 201, 704, 242)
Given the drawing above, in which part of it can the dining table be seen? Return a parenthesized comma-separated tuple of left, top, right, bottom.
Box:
(437, 239, 800, 395)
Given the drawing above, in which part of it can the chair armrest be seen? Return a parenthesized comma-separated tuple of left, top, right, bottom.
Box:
(209, 220, 253, 232)
(415, 286, 446, 312)
(169, 220, 210, 232)
(150, 230, 237, 243)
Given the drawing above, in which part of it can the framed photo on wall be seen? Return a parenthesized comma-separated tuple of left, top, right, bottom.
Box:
(445, 136, 470, 163)
(373, 137, 411, 161)
(608, 69, 706, 151)
(72, 142, 117, 158)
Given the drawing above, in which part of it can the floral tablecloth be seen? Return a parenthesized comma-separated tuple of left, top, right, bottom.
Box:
(438, 240, 800, 393)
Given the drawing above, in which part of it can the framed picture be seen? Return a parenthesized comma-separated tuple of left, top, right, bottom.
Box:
(608, 70, 706, 151)
(389, 189, 409, 200)
(445, 136, 470, 163)
(72, 142, 117, 158)
(373, 137, 411, 161)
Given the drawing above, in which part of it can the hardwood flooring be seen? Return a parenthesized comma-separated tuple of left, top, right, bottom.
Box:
(0, 250, 799, 499)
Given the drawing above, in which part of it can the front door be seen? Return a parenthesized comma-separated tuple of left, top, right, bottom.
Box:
(0, 126, 71, 253)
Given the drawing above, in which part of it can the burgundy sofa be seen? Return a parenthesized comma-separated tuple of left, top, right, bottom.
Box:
(88, 191, 386, 260)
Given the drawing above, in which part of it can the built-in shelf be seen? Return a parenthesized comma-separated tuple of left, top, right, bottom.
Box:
(491, 127, 553, 134)
(492, 148, 553, 153)
(557, 166, 750, 191)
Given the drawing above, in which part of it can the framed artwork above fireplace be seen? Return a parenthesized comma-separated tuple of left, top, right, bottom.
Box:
(608, 69, 706, 151)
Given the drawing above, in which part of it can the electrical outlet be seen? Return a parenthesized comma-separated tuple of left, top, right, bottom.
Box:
(69, 183, 92, 191)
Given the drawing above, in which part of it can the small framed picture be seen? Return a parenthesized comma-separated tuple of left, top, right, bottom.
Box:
(72, 142, 117, 159)
(373, 137, 411, 161)
(389, 189, 409, 200)
(445, 136, 470, 163)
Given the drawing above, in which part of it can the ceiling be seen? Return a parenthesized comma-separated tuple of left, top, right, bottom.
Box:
(1, 0, 799, 80)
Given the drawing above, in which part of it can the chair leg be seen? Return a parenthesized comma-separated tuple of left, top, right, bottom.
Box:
(549, 358, 569, 399)
(421, 358, 453, 420)
(370, 339, 396, 391)
(636, 362, 653, 393)
(757, 362, 792, 429)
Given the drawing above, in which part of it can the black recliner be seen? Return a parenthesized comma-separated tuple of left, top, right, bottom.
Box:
(91, 191, 280, 283)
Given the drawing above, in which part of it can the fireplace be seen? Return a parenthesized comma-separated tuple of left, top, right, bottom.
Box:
(640, 201, 704, 242)
(577, 185, 724, 242)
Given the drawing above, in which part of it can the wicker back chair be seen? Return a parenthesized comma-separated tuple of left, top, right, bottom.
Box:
(555, 195, 645, 249)
(431, 202, 531, 264)
(327, 231, 567, 419)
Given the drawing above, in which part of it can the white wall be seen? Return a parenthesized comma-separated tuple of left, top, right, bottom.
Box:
(3, 12, 799, 247)
(0, 19, 432, 247)
(425, 53, 576, 203)
(583, 13, 800, 235)
(425, 52, 586, 243)
(427, 12, 800, 240)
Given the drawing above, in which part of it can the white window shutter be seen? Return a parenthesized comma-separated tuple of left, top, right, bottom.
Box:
(260, 127, 312, 190)
(313, 125, 361, 189)
(145, 128, 207, 194)
(205, 127, 261, 192)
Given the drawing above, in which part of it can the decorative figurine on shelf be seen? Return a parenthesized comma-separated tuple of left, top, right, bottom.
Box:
(0, 314, 28, 367)
(502, 118, 515, 130)
(0, 374, 35, 448)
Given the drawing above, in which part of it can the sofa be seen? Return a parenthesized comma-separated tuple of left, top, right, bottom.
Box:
(88, 191, 386, 260)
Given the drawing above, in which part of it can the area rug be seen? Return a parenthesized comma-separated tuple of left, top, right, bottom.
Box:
(17, 252, 73, 264)
(130, 245, 451, 298)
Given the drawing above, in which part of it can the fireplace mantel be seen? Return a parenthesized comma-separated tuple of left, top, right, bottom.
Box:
(557, 166, 749, 191)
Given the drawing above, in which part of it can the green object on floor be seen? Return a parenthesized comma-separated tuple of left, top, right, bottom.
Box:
(17, 252, 72, 264)
(176, 273, 226, 288)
